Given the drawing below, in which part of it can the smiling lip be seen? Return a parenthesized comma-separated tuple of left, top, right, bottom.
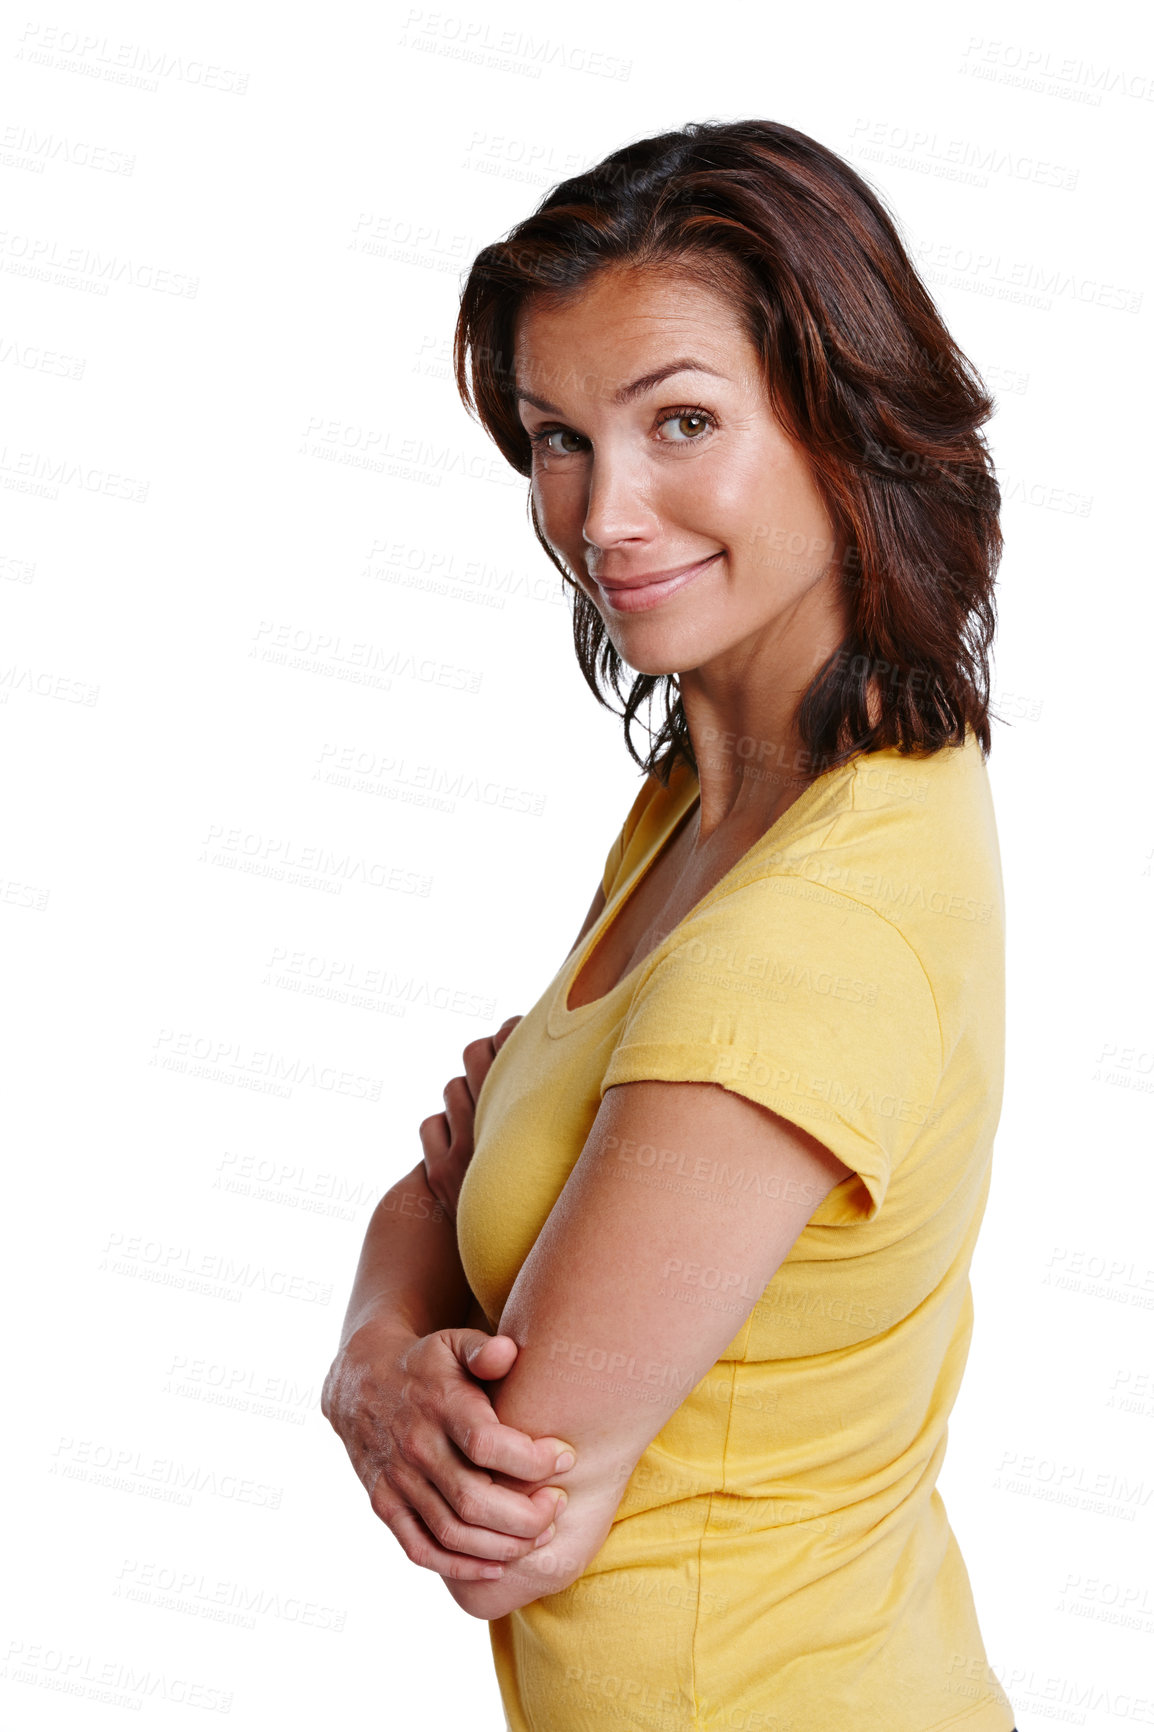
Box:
(593, 553, 722, 613)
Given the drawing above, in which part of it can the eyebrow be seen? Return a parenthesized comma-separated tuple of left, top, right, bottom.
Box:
(515, 359, 727, 415)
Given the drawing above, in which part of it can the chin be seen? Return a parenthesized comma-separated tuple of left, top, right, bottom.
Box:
(608, 627, 707, 681)
(613, 646, 686, 679)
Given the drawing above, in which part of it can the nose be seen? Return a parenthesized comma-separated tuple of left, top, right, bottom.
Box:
(581, 445, 658, 556)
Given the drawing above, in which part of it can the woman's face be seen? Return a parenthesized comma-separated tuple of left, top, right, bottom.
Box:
(513, 263, 846, 682)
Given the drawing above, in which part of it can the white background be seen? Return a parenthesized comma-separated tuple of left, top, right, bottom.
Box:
(3, 0, 1152, 1727)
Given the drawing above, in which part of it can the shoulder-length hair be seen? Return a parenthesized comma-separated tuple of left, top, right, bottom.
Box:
(453, 118, 1002, 784)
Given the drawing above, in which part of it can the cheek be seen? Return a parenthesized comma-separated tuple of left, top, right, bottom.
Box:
(667, 447, 790, 545)
(706, 450, 830, 569)
(532, 470, 584, 543)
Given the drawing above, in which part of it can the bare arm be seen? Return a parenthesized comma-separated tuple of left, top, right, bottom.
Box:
(323, 874, 613, 1582)
(335, 1159, 474, 1349)
(321, 1160, 578, 1578)
(443, 1079, 852, 1619)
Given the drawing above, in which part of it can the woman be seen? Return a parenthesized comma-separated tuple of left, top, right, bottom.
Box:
(323, 119, 1019, 1732)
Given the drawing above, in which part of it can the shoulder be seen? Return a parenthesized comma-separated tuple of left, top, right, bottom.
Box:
(834, 729, 1004, 944)
(730, 728, 1002, 936)
(597, 739, 1002, 1224)
(695, 728, 1002, 1067)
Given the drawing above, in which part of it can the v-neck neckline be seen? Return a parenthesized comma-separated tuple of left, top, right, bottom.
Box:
(546, 758, 842, 1038)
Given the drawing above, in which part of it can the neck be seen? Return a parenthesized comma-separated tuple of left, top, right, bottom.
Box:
(676, 653, 840, 846)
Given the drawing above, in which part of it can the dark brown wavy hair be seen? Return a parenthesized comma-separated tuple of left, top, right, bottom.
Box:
(453, 119, 1002, 784)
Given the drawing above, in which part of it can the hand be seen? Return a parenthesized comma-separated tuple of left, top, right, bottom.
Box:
(320, 1316, 576, 1583)
(420, 1015, 522, 1220)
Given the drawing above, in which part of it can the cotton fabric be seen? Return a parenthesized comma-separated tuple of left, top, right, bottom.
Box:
(456, 729, 1015, 1732)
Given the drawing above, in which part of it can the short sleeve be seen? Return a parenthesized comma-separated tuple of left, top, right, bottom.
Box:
(599, 879, 944, 1224)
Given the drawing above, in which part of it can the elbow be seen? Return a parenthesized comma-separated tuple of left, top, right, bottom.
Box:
(443, 1525, 598, 1619)
(443, 1572, 554, 1622)
(443, 1576, 503, 1621)
(442, 1578, 492, 1621)
(441, 1469, 628, 1621)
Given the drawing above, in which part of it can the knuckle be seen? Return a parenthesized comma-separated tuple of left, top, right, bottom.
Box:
(430, 1510, 461, 1547)
(454, 1485, 486, 1526)
(394, 1429, 422, 1469)
(369, 1482, 401, 1528)
(463, 1425, 495, 1471)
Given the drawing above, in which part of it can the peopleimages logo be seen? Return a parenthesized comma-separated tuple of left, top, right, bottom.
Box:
(15, 22, 250, 94)
(960, 36, 1154, 105)
(911, 238, 1141, 314)
(150, 1027, 384, 1102)
(396, 10, 632, 81)
(850, 118, 1079, 190)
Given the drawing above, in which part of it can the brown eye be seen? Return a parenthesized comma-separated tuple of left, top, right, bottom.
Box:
(659, 411, 713, 442)
(537, 428, 586, 455)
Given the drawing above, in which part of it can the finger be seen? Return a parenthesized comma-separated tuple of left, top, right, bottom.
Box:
(443, 1392, 577, 1493)
(335, 1386, 554, 1553)
(491, 1015, 522, 1053)
(401, 1369, 568, 1535)
(460, 1332, 518, 1378)
(461, 1036, 498, 1103)
(441, 1074, 474, 1148)
(452, 1332, 579, 1485)
(410, 1430, 566, 1542)
(418, 1112, 450, 1163)
(388, 1452, 559, 1560)
(379, 1500, 514, 1582)
(421, 1162, 454, 1222)
(417, 1113, 454, 1214)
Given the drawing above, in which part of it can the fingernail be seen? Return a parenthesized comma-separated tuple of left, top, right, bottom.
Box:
(533, 1523, 555, 1548)
(551, 1488, 568, 1511)
(481, 1565, 503, 1579)
(554, 1450, 575, 1471)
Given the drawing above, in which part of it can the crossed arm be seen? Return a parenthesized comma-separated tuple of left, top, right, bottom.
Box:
(444, 1073, 852, 1620)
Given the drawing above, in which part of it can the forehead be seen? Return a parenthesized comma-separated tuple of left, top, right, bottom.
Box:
(513, 265, 750, 379)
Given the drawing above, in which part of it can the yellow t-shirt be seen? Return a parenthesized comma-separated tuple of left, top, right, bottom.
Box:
(456, 728, 1016, 1732)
